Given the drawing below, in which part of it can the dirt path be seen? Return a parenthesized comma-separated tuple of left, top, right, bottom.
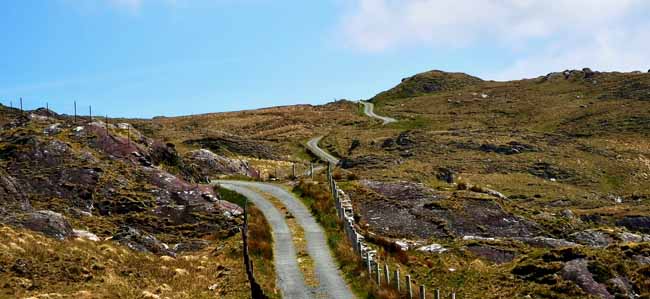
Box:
(216, 180, 355, 299)
(306, 136, 340, 165)
(360, 101, 397, 124)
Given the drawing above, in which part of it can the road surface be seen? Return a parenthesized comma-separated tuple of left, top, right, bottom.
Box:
(360, 101, 396, 125)
(216, 180, 355, 299)
(306, 136, 340, 165)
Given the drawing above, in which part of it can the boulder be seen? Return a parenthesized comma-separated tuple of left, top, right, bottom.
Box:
(396, 131, 414, 147)
(561, 259, 613, 299)
(570, 230, 613, 248)
(436, 167, 455, 183)
(561, 209, 576, 219)
(112, 226, 175, 256)
(617, 231, 650, 243)
(21, 210, 73, 240)
(616, 216, 650, 233)
(416, 243, 447, 253)
(44, 123, 62, 135)
(73, 229, 100, 241)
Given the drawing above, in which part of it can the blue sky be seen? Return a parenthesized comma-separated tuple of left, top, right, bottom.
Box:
(1, 0, 649, 118)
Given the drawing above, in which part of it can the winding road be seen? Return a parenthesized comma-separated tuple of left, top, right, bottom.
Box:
(216, 180, 355, 299)
(306, 136, 340, 165)
(360, 101, 396, 125)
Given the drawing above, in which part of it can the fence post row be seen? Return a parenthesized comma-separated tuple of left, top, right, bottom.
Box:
(326, 156, 456, 298)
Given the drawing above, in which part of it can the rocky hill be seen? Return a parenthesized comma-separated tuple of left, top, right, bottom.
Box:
(0, 105, 255, 298)
(2, 68, 650, 298)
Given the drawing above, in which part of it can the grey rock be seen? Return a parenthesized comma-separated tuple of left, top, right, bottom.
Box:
(73, 229, 100, 241)
(561, 259, 613, 299)
(607, 277, 636, 299)
(570, 230, 613, 247)
(185, 149, 258, 178)
(436, 167, 455, 183)
(44, 123, 62, 135)
(617, 231, 650, 243)
(112, 226, 175, 256)
(617, 216, 650, 233)
(173, 240, 210, 252)
(515, 236, 579, 248)
(21, 210, 73, 240)
(561, 209, 576, 219)
(633, 255, 650, 265)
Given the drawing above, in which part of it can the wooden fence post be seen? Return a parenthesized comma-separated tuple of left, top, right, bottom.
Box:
(420, 285, 426, 299)
(384, 264, 390, 285)
(89, 105, 92, 122)
(366, 251, 372, 275)
(395, 268, 400, 292)
(375, 261, 381, 285)
(74, 100, 77, 124)
(20, 97, 23, 113)
(406, 275, 413, 299)
(434, 288, 441, 299)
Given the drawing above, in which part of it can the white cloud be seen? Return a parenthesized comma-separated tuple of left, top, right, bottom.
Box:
(339, 0, 650, 79)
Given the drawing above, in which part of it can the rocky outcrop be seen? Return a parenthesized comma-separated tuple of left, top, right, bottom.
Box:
(0, 170, 30, 215)
(112, 226, 175, 256)
(184, 149, 259, 179)
(561, 259, 613, 299)
(617, 216, 650, 233)
(372, 70, 483, 101)
(515, 237, 579, 249)
(183, 136, 277, 160)
(570, 230, 614, 248)
(356, 180, 540, 240)
(19, 210, 73, 240)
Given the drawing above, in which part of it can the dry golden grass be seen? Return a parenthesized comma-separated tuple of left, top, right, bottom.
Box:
(0, 225, 248, 299)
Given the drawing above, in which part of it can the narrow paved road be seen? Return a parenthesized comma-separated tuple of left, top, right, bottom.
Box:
(360, 101, 396, 125)
(218, 182, 309, 299)
(216, 180, 355, 299)
(306, 136, 339, 165)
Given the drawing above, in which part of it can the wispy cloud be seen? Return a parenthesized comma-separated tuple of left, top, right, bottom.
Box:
(339, 0, 650, 79)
